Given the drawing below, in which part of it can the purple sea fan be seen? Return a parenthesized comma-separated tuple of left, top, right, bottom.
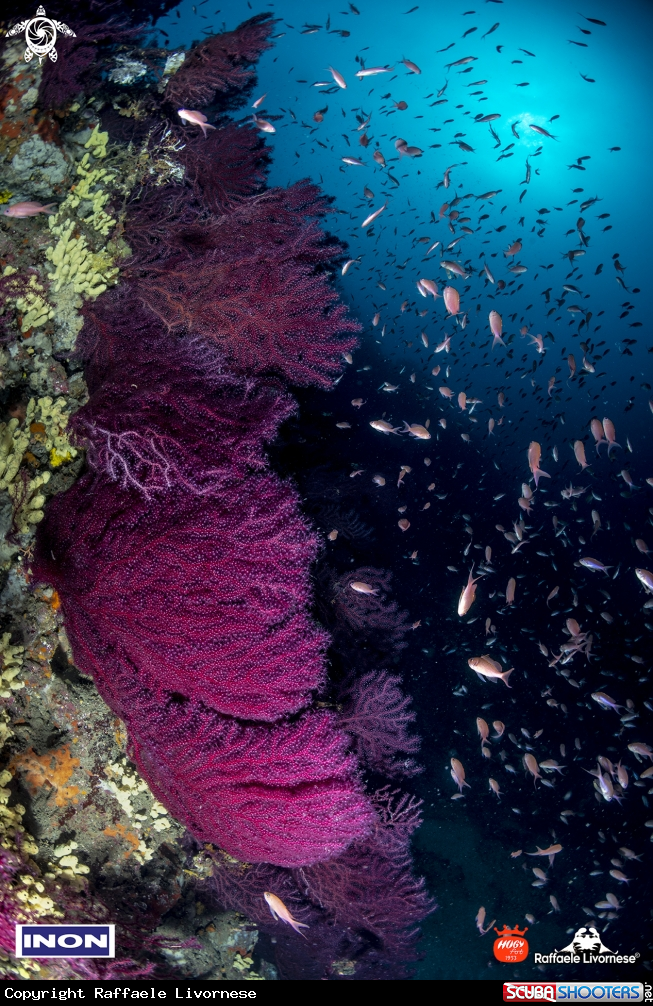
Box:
(76, 296, 297, 494)
(163, 13, 276, 110)
(174, 121, 269, 214)
(124, 185, 360, 388)
(338, 670, 421, 778)
(303, 831, 434, 970)
(120, 690, 374, 867)
(124, 181, 338, 274)
(33, 470, 329, 723)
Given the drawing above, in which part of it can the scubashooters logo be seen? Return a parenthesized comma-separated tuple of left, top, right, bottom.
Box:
(534, 926, 640, 965)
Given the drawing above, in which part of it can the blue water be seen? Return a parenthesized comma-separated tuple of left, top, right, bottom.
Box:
(153, 0, 653, 981)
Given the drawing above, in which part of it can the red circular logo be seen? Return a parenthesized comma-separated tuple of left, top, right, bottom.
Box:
(493, 926, 530, 963)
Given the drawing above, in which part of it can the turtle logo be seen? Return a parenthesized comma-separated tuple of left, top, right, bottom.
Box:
(493, 924, 529, 963)
(6, 6, 76, 65)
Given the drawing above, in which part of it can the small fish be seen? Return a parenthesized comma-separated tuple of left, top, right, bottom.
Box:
(590, 418, 607, 452)
(504, 240, 522, 257)
(591, 692, 624, 714)
(476, 905, 496, 933)
(530, 124, 557, 140)
(441, 260, 468, 278)
(573, 440, 589, 469)
(619, 848, 643, 862)
(627, 742, 653, 761)
(328, 66, 347, 88)
(458, 567, 481, 616)
(356, 66, 394, 78)
(402, 422, 431, 440)
(526, 844, 562, 858)
(350, 581, 378, 595)
(362, 202, 388, 229)
(446, 56, 478, 69)
(540, 760, 565, 774)
(451, 757, 471, 792)
(444, 286, 460, 316)
(342, 156, 365, 166)
(264, 892, 309, 936)
(489, 310, 505, 349)
(342, 258, 360, 275)
(401, 57, 421, 73)
(635, 569, 653, 593)
(468, 655, 513, 687)
(579, 557, 611, 575)
(370, 419, 401, 435)
(528, 441, 550, 487)
(178, 108, 216, 137)
(252, 93, 267, 109)
(252, 115, 275, 133)
(419, 278, 439, 299)
(524, 754, 542, 784)
(1, 201, 56, 217)
(602, 417, 621, 455)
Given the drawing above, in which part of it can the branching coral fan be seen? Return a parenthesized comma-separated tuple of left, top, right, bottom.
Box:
(32, 11, 432, 977)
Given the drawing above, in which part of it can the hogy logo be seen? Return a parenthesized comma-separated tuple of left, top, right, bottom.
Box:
(494, 925, 529, 963)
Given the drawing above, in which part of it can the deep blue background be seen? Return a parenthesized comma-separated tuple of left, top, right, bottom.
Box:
(150, 0, 653, 980)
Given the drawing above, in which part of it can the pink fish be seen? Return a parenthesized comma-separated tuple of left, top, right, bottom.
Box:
(177, 108, 216, 138)
(489, 310, 505, 349)
(602, 417, 621, 456)
(2, 201, 56, 218)
(263, 892, 309, 937)
(443, 285, 459, 316)
(590, 418, 607, 453)
(252, 115, 276, 134)
(528, 441, 550, 487)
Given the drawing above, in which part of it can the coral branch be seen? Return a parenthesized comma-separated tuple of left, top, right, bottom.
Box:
(163, 14, 276, 110)
(339, 671, 421, 778)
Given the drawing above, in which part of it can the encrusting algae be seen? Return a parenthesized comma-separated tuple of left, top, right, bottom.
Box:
(0, 26, 280, 982)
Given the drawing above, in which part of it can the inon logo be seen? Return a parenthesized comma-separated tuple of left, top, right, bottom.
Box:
(494, 924, 530, 963)
(16, 925, 115, 958)
(6, 6, 76, 65)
